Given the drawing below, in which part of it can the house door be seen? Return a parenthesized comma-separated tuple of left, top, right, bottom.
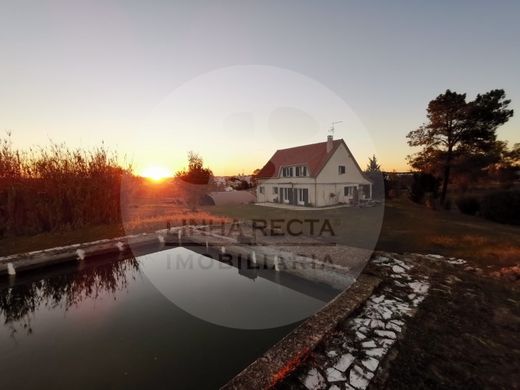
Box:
(288, 188, 296, 205)
(296, 188, 309, 205)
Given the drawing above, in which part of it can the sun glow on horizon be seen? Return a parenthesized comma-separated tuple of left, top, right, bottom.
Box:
(139, 165, 172, 182)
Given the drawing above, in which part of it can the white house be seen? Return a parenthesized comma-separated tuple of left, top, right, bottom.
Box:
(256, 135, 372, 207)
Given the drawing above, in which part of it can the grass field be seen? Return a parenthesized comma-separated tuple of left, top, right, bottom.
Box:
(378, 198, 520, 268)
(207, 197, 520, 270)
(2, 197, 519, 271)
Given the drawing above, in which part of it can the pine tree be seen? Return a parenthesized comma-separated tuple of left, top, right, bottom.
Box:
(407, 89, 513, 203)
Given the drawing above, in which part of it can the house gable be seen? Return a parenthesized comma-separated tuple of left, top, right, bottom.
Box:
(316, 141, 370, 184)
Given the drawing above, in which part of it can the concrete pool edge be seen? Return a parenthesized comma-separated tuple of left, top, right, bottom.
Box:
(0, 227, 189, 276)
(221, 273, 381, 390)
(0, 226, 358, 292)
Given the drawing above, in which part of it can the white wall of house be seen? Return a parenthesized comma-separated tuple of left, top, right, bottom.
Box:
(316, 144, 369, 184)
(314, 143, 372, 206)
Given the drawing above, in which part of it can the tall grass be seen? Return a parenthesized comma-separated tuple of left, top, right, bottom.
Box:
(0, 133, 130, 237)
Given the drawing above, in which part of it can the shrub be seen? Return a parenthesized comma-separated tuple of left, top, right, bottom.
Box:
(480, 191, 520, 225)
(409, 173, 440, 204)
(456, 196, 480, 216)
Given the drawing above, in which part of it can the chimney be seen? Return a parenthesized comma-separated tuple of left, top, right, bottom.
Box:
(326, 134, 333, 153)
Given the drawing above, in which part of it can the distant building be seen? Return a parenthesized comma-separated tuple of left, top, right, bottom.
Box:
(256, 136, 372, 207)
(212, 175, 252, 191)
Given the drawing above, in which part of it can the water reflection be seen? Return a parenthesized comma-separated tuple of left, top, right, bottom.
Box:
(0, 248, 337, 389)
(0, 255, 139, 335)
(140, 247, 334, 329)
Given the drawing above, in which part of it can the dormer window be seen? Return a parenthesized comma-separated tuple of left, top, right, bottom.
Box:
(281, 165, 307, 177)
(295, 166, 307, 177)
(281, 167, 294, 177)
(338, 165, 346, 175)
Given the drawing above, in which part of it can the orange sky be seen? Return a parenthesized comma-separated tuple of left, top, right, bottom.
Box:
(3, 2, 519, 176)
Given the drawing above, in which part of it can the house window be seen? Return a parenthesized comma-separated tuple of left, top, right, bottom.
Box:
(259, 186, 264, 194)
(338, 165, 346, 175)
(295, 166, 307, 177)
(281, 167, 294, 177)
(273, 187, 278, 194)
(281, 188, 288, 202)
(297, 188, 309, 204)
(344, 186, 355, 197)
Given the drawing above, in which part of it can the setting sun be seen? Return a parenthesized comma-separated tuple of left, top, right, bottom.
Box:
(139, 166, 172, 182)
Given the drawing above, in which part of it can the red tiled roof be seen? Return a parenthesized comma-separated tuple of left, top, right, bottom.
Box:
(256, 139, 343, 178)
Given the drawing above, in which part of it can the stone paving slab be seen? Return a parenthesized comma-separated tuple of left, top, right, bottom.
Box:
(274, 252, 435, 390)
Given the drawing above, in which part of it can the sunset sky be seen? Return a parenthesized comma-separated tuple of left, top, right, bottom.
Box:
(1, 1, 519, 176)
